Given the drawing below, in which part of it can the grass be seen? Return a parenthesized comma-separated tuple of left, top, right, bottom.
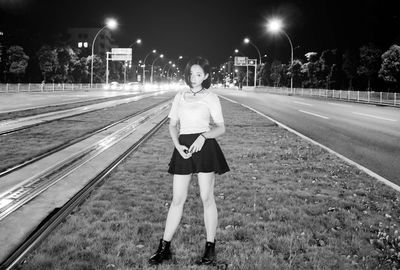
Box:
(0, 94, 173, 173)
(0, 92, 142, 121)
(17, 98, 400, 270)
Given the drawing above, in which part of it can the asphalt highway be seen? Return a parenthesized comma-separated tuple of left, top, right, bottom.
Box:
(216, 89, 400, 185)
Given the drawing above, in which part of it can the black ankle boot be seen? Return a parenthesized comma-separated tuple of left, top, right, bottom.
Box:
(148, 239, 172, 265)
(196, 241, 216, 265)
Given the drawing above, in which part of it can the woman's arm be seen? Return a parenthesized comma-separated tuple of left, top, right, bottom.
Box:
(201, 122, 225, 139)
(168, 119, 181, 148)
(188, 123, 225, 153)
(169, 118, 191, 159)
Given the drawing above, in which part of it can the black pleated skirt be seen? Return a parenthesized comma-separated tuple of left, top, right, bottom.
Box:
(168, 133, 230, 175)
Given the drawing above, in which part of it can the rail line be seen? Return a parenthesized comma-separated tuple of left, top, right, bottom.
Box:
(0, 98, 170, 178)
(0, 114, 168, 270)
(0, 92, 165, 136)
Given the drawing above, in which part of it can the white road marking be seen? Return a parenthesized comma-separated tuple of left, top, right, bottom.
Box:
(62, 98, 82, 101)
(298, 110, 330, 119)
(293, 101, 312, 106)
(328, 102, 351, 107)
(352, 112, 397, 122)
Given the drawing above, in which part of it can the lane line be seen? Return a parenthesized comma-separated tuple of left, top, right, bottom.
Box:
(328, 102, 351, 108)
(352, 112, 397, 122)
(299, 110, 330, 119)
(62, 98, 82, 101)
(218, 95, 400, 193)
(293, 101, 312, 106)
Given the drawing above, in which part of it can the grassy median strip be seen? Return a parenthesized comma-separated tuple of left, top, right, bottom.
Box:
(19, 99, 400, 270)
(0, 95, 173, 173)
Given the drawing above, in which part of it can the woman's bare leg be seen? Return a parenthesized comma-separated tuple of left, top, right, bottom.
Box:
(198, 172, 217, 242)
(162, 174, 191, 241)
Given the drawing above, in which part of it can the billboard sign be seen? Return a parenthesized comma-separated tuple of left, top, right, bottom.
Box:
(234, 56, 247, 66)
(111, 48, 132, 61)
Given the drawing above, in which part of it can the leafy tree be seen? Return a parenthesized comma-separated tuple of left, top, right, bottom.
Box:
(260, 62, 271, 86)
(87, 55, 105, 83)
(379, 44, 400, 92)
(320, 49, 337, 89)
(305, 52, 319, 63)
(54, 46, 78, 82)
(342, 49, 359, 90)
(290, 59, 302, 87)
(37, 45, 57, 82)
(70, 57, 89, 83)
(270, 60, 284, 87)
(301, 52, 319, 87)
(357, 43, 382, 90)
(6, 45, 29, 82)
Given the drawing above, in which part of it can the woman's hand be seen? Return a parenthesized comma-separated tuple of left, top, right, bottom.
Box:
(189, 135, 206, 154)
(176, 144, 192, 159)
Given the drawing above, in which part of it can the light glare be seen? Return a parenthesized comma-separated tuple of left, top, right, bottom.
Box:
(268, 19, 282, 32)
(106, 18, 118, 30)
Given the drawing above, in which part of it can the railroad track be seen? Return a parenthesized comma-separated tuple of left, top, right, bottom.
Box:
(0, 104, 169, 270)
(0, 98, 171, 178)
(0, 92, 166, 136)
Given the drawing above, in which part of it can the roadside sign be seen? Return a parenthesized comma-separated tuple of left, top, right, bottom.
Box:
(111, 54, 131, 61)
(247, 59, 257, 66)
(234, 56, 247, 66)
(111, 48, 132, 54)
(111, 48, 132, 61)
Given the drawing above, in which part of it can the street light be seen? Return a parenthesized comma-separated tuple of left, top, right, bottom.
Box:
(234, 49, 244, 56)
(151, 54, 164, 83)
(125, 38, 142, 83)
(167, 64, 176, 80)
(142, 49, 156, 84)
(267, 18, 294, 93)
(128, 38, 142, 47)
(162, 61, 173, 77)
(90, 18, 118, 88)
(244, 38, 262, 86)
(234, 49, 248, 87)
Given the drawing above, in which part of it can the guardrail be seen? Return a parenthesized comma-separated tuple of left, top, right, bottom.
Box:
(0, 83, 104, 93)
(246, 86, 399, 107)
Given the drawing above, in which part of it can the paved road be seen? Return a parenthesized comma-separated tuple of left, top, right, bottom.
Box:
(216, 89, 400, 185)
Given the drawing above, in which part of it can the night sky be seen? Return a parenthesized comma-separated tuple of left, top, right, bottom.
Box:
(1, 0, 400, 66)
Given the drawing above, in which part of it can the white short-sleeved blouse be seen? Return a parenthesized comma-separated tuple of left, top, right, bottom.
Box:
(168, 90, 224, 135)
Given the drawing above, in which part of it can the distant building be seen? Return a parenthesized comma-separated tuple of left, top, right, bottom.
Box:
(66, 28, 116, 57)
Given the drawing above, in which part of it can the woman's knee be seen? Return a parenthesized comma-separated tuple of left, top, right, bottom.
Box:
(200, 192, 215, 207)
(171, 194, 187, 207)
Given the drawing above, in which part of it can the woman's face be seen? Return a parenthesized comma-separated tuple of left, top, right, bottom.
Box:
(190, 64, 208, 88)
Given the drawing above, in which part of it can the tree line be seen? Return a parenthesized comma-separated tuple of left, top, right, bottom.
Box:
(1, 42, 400, 92)
(0, 44, 126, 84)
(231, 43, 400, 92)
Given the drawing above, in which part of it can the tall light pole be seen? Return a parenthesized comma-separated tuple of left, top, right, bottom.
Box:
(167, 64, 176, 80)
(162, 61, 172, 77)
(151, 54, 163, 83)
(244, 38, 262, 86)
(90, 18, 118, 88)
(126, 38, 142, 83)
(175, 56, 184, 80)
(142, 49, 156, 84)
(234, 49, 248, 87)
(267, 18, 294, 93)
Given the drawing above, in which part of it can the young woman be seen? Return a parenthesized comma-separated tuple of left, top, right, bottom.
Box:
(149, 56, 230, 266)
